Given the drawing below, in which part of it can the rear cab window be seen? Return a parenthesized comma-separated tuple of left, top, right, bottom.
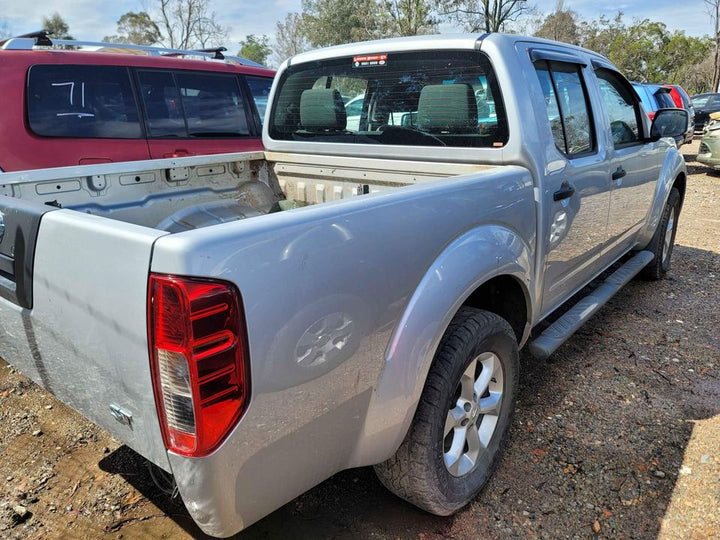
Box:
(269, 50, 508, 148)
(27, 65, 142, 138)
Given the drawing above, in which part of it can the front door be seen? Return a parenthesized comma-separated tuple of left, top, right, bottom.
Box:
(594, 69, 661, 253)
(532, 58, 612, 316)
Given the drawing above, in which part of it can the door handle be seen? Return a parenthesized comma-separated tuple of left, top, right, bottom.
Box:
(553, 181, 575, 202)
(163, 149, 191, 158)
(612, 167, 627, 181)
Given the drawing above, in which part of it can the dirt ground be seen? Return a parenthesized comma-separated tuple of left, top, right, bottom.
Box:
(0, 139, 718, 539)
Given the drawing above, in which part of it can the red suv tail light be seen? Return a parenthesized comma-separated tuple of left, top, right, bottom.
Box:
(148, 274, 250, 457)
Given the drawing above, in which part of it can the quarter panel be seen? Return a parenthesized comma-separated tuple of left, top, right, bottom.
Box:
(349, 225, 534, 466)
(149, 165, 535, 535)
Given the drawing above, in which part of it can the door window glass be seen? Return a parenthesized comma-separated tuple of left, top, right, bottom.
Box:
(27, 65, 142, 138)
(138, 70, 186, 137)
(245, 76, 273, 124)
(138, 70, 251, 138)
(534, 61, 595, 156)
(175, 72, 249, 136)
(535, 64, 565, 152)
(596, 69, 643, 147)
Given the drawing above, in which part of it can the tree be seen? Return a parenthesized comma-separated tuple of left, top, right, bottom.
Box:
(441, 0, 533, 33)
(273, 12, 310, 65)
(42, 13, 73, 40)
(382, 0, 438, 36)
(153, 0, 229, 49)
(534, 0, 579, 45)
(578, 12, 624, 58)
(301, 0, 383, 47)
(706, 0, 720, 92)
(238, 34, 271, 65)
(103, 12, 162, 45)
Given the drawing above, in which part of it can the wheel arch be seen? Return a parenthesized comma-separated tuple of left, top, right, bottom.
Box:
(349, 224, 534, 467)
(638, 148, 687, 248)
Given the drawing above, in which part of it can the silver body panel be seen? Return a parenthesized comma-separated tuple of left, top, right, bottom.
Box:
(0, 33, 686, 537)
(0, 210, 170, 468)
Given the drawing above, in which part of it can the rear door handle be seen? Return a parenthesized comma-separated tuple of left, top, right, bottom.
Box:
(553, 181, 575, 201)
(612, 167, 627, 181)
(163, 149, 191, 158)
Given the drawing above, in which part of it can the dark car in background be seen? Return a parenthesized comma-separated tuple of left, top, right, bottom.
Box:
(633, 83, 687, 146)
(692, 93, 720, 131)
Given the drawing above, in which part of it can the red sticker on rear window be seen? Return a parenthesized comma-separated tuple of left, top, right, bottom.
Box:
(353, 54, 387, 68)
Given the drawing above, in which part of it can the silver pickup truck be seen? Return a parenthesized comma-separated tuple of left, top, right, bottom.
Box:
(0, 34, 688, 537)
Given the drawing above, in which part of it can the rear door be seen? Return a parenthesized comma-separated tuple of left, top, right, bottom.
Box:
(136, 69, 263, 159)
(595, 69, 661, 250)
(529, 53, 612, 315)
(25, 65, 151, 168)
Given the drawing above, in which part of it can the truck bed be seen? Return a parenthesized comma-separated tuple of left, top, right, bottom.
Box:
(0, 151, 509, 473)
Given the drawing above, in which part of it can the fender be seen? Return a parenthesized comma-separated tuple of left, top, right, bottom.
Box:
(637, 145, 686, 248)
(349, 224, 534, 466)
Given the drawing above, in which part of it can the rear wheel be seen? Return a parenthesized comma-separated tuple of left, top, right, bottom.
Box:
(374, 308, 519, 515)
(640, 187, 680, 281)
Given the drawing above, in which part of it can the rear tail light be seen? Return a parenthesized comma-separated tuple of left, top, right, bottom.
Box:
(148, 274, 250, 457)
(647, 111, 656, 121)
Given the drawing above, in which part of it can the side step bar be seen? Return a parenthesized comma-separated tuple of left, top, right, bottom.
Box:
(529, 250, 654, 360)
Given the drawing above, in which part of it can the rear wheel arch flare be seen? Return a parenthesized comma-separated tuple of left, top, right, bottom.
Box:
(459, 274, 530, 344)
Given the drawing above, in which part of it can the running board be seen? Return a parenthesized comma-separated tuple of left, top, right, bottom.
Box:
(529, 250, 654, 360)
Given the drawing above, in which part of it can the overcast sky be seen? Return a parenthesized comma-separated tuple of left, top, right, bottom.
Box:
(0, 0, 712, 51)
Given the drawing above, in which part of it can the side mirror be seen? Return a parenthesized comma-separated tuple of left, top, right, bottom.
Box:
(650, 108, 688, 141)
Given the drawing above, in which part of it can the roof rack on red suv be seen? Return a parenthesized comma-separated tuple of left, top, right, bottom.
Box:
(0, 29, 266, 67)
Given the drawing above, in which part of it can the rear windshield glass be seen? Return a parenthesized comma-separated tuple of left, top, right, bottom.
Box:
(269, 50, 508, 148)
(27, 65, 142, 138)
(654, 90, 675, 109)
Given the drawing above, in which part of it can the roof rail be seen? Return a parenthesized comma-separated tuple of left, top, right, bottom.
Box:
(0, 31, 266, 68)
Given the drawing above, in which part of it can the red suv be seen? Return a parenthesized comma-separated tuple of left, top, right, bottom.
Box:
(0, 34, 274, 171)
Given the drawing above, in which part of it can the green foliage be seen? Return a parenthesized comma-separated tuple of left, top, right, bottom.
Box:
(381, 0, 438, 37)
(238, 34, 272, 65)
(533, 9, 712, 94)
(104, 12, 162, 45)
(534, 6, 581, 45)
(42, 13, 73, 40)
(301, 0, 384, 47)
(273, 13, 310, 65)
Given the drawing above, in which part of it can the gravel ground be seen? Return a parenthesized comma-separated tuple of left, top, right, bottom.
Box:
(0, 139, 718, 539)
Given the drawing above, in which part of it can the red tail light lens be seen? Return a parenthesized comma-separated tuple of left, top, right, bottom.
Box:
(148, 274, 249, 457)
(647, 111, 656, 121)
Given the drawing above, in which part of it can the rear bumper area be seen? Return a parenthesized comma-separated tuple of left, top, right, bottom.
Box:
(169, 388, 373, 537)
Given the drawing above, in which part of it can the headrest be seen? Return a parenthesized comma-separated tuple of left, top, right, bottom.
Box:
(417, 84, 478, 132)
(300, 88, 347, 131)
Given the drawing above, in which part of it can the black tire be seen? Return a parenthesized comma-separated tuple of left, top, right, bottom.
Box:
(640, 187, 681, 281)
(374, 308, 519, 515)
